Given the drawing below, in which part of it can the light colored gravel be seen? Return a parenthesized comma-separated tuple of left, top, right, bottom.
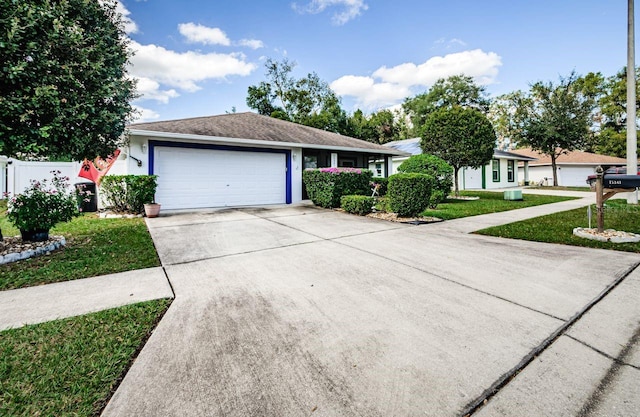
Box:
(572, 227, 640, 243)
(0, 236, 66, 265)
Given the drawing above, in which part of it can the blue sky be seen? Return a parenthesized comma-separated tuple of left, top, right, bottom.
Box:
(118, 0, 633, 123)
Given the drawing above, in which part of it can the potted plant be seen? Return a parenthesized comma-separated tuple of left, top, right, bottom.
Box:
(144, 201, 161, 218)
(7, 171, 80, 241)
(138, 175, 160, 218)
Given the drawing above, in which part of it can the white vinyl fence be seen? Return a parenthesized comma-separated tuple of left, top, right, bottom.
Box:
(4, 159, 85, 196)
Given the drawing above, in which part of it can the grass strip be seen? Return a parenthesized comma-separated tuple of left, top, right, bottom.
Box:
(420, 191, 577, 220)
(476, 199, 640, 253)
(0, 299, 171, 417)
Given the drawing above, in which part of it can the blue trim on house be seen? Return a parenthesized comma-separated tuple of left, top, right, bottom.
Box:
(148, 140, 292, 204)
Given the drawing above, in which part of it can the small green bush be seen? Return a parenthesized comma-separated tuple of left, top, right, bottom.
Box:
(341, 195, 374, 215)
(388, 173, 433, 217)
(371, 177, 389, 196)
(303, 168, 373, 208)
(100, 175, 158, 214)
(398, 154, 453, 208)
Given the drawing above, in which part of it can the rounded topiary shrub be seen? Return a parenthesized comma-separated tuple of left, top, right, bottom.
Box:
(387, 173, 433, 217)
(397, 154, 452, 208)
(340, 195, 374, 216)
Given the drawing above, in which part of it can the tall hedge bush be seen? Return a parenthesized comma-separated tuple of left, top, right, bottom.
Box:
(100, 175, 158, 214)
(398, 154, 453, 208)
(303, 168, 372, 208)
(387, 173, 433, 217)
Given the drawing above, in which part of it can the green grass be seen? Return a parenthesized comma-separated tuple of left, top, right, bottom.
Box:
(527, 185, 591, 192)
(476, 200, 640, 253)
(0, 202, 160, 291)
(0, 299, 171, 417)
(420, 191, 577, 220)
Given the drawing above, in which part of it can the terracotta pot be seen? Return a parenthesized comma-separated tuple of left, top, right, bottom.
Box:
(144, 203, 161, 218)
(20, 229, 50, 242)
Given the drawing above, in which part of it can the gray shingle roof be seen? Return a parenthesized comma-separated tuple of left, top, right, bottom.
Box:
(129, 112, 401, 154)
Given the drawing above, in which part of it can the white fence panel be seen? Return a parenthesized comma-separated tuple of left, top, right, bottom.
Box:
(7, 160, 84, 195)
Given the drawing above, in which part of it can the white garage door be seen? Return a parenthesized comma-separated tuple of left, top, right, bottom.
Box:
(154, 146, 287, 210)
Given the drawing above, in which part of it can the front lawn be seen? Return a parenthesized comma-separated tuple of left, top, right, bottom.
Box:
(476, 200, 640, 253)
(0, 299, 171, 417)
(526, 185, 591, 192)
(0, 201, 160, 291)
(420, 191, 577, 220)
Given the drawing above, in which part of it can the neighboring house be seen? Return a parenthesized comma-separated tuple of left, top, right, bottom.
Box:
(374, 138, 536, 190)
(114, 112, 406, 210)
(514, 148, 630, 187)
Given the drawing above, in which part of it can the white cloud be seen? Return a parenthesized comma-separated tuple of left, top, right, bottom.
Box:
(115, 1, 138, 34)
(178, 23, 231, 46)
(331, 49, 502, 109)
(128, 41, 256, 92)
(292, 0, 368, 25)
(132, 106, 160, 123)
(238, 39, 264, 49)
(330, 75, 411, 109)
(133, 76, 179, 103)
(433, 37, 468, 49)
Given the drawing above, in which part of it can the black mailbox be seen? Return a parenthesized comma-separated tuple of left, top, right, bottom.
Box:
(603, 174, 640, 189)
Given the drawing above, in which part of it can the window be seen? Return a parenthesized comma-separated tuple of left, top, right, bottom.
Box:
(492, 159, 500, 182)
(507, 160, 515, 182)
(375, 163, 382, 176)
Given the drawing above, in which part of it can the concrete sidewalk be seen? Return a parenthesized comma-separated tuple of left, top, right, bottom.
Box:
(0, 267, 174, 331)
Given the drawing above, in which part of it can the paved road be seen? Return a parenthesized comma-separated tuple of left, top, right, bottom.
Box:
(102, 201, 640, 417)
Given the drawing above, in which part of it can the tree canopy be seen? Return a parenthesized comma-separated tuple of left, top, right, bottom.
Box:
(246, 58, 347, 130)
(421, 106, 496, 195)
(506, 72, 595, 186)
(403, 74, 490, 132)
(0, 0, 137, 160)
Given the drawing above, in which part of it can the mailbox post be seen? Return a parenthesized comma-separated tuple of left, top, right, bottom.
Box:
(595, 166, 604, 232)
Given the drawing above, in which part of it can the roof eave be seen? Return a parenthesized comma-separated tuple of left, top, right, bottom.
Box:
(127, 129, 407, 156)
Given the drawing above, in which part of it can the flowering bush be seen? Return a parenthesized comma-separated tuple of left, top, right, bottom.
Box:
(319, 167, 363, 174)
(7, 171, 79, 232)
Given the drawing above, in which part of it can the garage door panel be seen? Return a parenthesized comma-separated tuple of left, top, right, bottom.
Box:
(154, 147, 286, 210)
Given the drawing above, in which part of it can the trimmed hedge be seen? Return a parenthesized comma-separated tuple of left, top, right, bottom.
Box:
(371, 177, 388, 196)
(388, 173, 433, 217)
(303, 168, 373, 208)
(341, 195, 374, 215)
(398, 154, 453, 208)
(100, 175, 158, 214)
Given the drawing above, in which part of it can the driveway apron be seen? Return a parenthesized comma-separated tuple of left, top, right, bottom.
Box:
(102, 203, 640, 417)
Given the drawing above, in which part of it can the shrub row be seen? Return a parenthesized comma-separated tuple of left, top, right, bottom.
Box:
(303, 168, 372, 208)
(340, 195, 375, 215)
(100, 175, 158, 214)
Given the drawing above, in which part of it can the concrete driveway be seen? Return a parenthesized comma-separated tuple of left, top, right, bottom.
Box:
(103, 202, 640, 416)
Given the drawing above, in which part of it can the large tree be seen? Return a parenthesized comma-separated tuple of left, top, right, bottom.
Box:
(0, 0, 137, 160)
(586, 68, 640, 157)
(421, 106, 496, 196)
(508, 72, 595, 186)
(403, 74, 490, 133)
(246, 58, 348, 132)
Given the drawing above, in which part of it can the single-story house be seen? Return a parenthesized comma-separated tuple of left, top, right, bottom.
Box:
(112, 112, 406, 210)
(514, 148, 631, 187)
(373, 138, 536, 190)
